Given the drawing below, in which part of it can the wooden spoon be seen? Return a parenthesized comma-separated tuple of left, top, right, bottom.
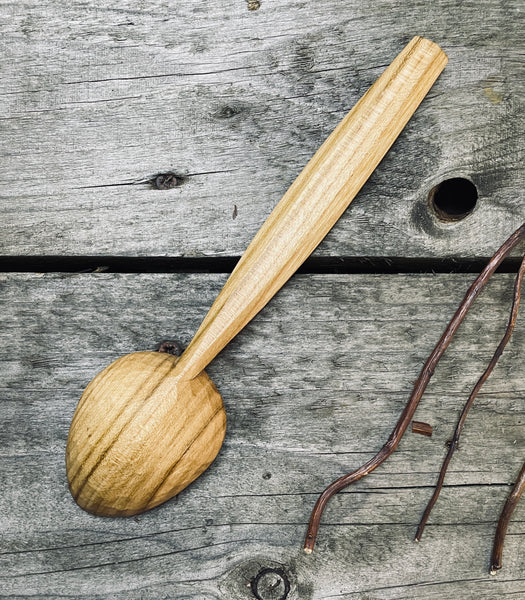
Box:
(66, 36, 448, 517)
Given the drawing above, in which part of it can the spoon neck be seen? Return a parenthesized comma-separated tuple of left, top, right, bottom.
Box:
(172, 342, 208, 381)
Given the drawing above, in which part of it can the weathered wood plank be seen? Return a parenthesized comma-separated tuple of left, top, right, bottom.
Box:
(0, 273, 524, 598)
(0, 0, 523, 258)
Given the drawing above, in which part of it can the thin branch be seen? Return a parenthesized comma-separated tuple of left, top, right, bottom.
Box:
(416, 254, 525, 542)
(491, 460, 525, 574)
(304, 223, 525, 554)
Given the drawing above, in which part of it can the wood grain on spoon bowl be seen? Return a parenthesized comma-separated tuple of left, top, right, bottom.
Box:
(66, 37, 448, 517)
(66, 352, 225, 516)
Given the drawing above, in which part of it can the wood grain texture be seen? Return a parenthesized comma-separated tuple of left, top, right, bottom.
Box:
(0, 0, 523, 259)
(1, 272, 524, 598)
(66, 351, 226, 516)
(1, 1, 524, 597)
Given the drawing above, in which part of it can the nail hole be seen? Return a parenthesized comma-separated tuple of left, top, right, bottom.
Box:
(157, 340, 184, 355)
(429, 178, 478, 222)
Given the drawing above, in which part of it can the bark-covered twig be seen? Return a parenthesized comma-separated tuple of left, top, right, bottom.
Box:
(491, 460, 525, 574)
(416, 253, 525, 542)
(304, 223, 525, 554)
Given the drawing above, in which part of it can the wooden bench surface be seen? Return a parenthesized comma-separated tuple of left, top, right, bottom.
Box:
(1, 1, 524, 599)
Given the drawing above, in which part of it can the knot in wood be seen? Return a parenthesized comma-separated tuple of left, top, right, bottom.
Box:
(151, 172, 181, 190)
(251, 567, 290, 600)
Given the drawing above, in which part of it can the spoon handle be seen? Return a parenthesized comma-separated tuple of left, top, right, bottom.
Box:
(175, 36, 448, 381)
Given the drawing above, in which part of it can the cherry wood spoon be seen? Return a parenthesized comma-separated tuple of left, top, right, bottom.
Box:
(66, 36, 448, 516)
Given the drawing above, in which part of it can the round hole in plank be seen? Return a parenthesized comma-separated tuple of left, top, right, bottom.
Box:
(429, 178, 478, 222)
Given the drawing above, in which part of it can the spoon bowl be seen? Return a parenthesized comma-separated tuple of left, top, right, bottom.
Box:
(66, 351, 225, 516)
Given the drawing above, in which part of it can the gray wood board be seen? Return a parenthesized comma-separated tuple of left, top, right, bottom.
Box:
(1, 272, 524, 598)
(1, 0, 523, 258)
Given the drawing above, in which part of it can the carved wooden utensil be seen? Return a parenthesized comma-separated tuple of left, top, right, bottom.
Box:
(66, 36, 448, 516)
